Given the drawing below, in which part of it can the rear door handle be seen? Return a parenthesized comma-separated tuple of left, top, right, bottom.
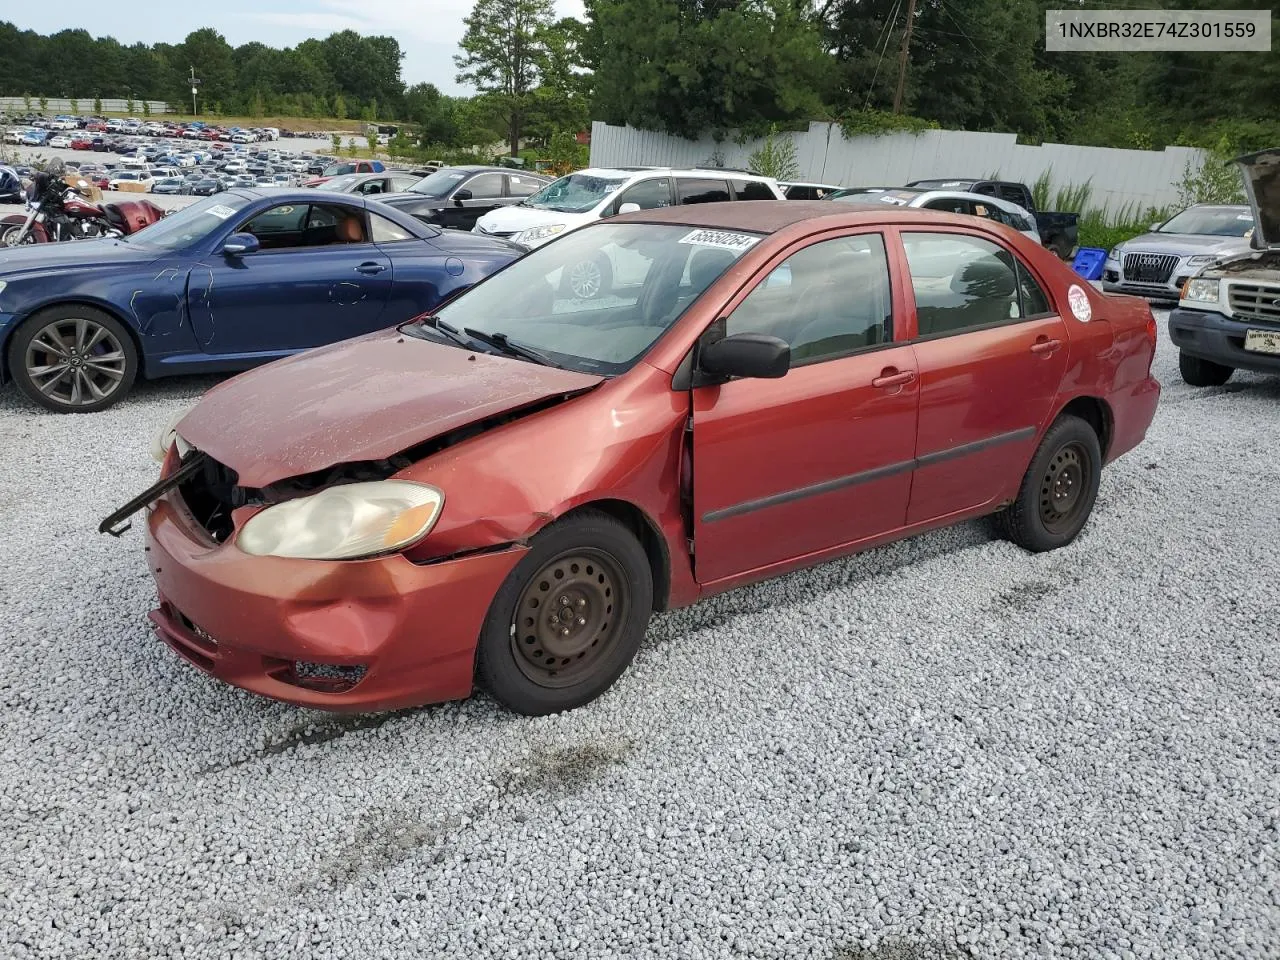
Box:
(1031, 337, 1062, 355)
(356, 262, 387, 275)
(871, 368, 916, 388)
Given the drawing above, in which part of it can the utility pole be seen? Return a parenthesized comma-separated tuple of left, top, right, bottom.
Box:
(189, 66, 202, 117)
(892, 0, 918, 114)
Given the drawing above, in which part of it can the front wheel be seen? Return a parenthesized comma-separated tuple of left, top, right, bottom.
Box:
(7, 306, 139, 413)
(1178, 351, 1233, 387)
(0, 222, 37, 246)
(998, 415, 1102, 553)
(476, 510, 653, 715)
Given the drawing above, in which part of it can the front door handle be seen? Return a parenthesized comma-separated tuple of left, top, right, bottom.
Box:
(356, 262, 387, 275)
(1030, 337, 1062, 355)
(871, 368, 916, 388)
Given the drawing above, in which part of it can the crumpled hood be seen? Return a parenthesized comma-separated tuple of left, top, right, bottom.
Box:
(1236, 148, 1280, 249)
(176, 329, 603, 488)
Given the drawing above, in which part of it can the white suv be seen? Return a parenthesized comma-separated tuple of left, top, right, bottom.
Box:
(474, 167, 785, 248)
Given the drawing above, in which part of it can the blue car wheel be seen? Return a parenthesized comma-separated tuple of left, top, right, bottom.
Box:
(8, 305, 139, 413)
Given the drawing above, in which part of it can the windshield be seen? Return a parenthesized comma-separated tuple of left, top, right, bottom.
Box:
(431, 222, 762, 375)
(1158, 206, 1254, 237)
(124, 194, 252, 251)
(316, 174, 360, 192)
(408, 168, 467, 198)
(322, 163, 355, 177)
(523, 173, 628, 214)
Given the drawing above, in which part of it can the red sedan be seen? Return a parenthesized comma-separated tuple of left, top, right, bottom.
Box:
(108, 203, 1160, 716)
(69, 137, 93, 150)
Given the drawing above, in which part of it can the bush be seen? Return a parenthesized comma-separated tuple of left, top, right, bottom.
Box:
(1176, 137, 1245, 207)
(747, 125, 800, 181)
(331, 133, 342, 153)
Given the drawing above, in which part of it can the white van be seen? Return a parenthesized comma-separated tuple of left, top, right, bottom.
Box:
(475, 167, 786, 300)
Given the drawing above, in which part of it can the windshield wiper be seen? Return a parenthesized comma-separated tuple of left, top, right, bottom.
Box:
(399, 314, 473, 348)
(462, 328, 556, 367)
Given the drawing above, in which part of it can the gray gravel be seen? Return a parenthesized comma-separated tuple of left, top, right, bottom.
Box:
(1, 312, 1278, 960)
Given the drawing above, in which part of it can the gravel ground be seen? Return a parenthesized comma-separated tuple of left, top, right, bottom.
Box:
(0, 311, 1278, 960)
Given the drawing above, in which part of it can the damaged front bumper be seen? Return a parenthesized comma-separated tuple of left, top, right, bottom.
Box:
(144, 489, 526, 712)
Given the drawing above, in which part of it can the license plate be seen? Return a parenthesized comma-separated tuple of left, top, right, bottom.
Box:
(1244, 329, 1280, 356)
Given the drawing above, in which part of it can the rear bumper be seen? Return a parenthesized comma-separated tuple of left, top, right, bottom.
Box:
(145, 495, 526, 712)
(1168, 307, 1280, 375)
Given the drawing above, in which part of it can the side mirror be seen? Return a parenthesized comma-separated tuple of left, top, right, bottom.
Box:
(699, 333, 790, 381)
(1149, 222, 1162, 232)
(453, 188, 473, 206)
(618, 202, 641, 215)
(222, 232, 260, 256)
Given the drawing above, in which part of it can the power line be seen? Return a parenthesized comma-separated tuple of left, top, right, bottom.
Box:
(892, 0, 919, 113)
(862, 0, 903, 111)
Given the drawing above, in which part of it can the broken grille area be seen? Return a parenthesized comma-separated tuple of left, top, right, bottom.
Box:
(176, 453, 258, 543)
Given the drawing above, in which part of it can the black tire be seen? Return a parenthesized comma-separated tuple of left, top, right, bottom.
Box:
(476, 510, 653, 716)
(1178, 351, 1233, 388)
(7, 305, 138, 413)
(998, 415, 1102, 553)
(560, 254, 612, 300)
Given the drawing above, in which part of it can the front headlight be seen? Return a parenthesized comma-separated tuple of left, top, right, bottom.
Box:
(236, 480, 444, 561)
(1180, 277, 1221, 304)
(150, 406, 193, 463)
(1107, 246, 1121, 261)
(515, 223, 567, 245)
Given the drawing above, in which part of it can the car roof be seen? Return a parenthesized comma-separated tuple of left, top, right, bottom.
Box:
(570, 166, 777, 182)
(612, 199, 1002, 233)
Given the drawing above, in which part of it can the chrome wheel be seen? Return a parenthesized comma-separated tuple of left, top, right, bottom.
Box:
(509, 549, 629, 689)
(1, 225, 34, 247)
(567, 258, 604, 299)
(24, 317, 128, 408)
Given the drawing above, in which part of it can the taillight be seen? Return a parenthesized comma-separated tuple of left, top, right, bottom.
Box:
(1145, 312, 1158, 346)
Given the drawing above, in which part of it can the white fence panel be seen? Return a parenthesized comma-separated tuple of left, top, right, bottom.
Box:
(0, 96, 174, 115)
(589, 121, 1207, 214)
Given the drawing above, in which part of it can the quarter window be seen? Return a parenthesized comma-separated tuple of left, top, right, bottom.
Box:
(725, 234, 893, 364)
(903, 232, 1031, 337)
(677, 178, 730, 204)
(370, 212, 414, 243)
(732, 179, 776, 201)
(507, 174, 540, 197)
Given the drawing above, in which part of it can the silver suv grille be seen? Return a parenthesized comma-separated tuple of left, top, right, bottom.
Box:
(1122, 252, 1179, 285)
(1228, 283, 1280, 326)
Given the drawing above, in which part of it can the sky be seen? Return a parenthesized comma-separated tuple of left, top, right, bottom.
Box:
(7, 0, 588, 96)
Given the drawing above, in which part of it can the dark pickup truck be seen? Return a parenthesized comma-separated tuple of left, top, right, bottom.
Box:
(905, 178, 1080, 259)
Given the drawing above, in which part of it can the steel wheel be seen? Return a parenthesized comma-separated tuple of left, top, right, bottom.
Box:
(567, 258, 604, 299)
(509, 549, 629, 689)
(24, 316, 128, 408)
(1038, 441, 1092, 536)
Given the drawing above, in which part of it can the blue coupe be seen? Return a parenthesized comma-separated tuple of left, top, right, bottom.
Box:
(0, 190, 526, 412)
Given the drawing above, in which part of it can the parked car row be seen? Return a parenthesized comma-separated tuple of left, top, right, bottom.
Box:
(2, 113, 282, 142)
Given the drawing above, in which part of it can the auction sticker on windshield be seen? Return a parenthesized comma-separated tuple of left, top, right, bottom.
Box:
(678, 229, 761, 252)
(206, 204, 237, 220)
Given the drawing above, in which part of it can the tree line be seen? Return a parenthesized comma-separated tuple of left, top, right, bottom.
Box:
(3, 0, 1278, 158)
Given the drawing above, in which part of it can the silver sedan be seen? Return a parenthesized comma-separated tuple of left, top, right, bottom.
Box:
(1102, 204, 1255, 300)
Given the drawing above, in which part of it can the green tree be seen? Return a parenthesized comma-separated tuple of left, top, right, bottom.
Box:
(331, 132, 342, 153)
(23, 94, 32, 112)
(93, 96, 102, 114)
(142, 100, 151, 117)
(125, 94, 135, 113)
(455, 0, 556, 155)
(346, 136, 358, 155)
(38, 95, 48, 113)
(367, 129, 378, 154)
(748, 125, 800, 181)
(249, 89, 266, 118)
(1177, 137, 1247, 206)
(69, 98, 79, 114)
(332, 93, 347, 120)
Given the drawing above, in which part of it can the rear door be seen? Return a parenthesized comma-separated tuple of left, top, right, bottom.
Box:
(691, 229, 919, 584)
(444, 172, 506, 230)
(899, 229, 1068, 524)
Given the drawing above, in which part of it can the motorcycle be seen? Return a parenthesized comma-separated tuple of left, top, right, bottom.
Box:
(0, 166, 168, 247)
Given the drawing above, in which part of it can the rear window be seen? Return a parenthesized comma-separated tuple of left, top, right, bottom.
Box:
(732, 179, 776, 201)
(678, 178, 730, 204)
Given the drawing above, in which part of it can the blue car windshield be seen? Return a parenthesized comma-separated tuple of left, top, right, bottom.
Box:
(124, 194, 253, 250)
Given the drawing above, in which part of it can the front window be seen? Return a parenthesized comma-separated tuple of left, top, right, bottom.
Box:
(428, 223, 763, 374)
(523, 173, 628, 214)
(124, 194, 253, 251)
(1157, 207, 1254, 237)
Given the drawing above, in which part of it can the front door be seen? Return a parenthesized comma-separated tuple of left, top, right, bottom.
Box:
(444, 172, 507, 230)
(190, 201, 393, 356)
(900, 229, 1070, 524)
(692, 231, 919, 584)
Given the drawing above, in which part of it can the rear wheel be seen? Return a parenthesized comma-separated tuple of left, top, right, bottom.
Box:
(998, 415, 1102, 553)
(476, 510, 652, 715)
(7, 306, 138, 413)
(1178, 351, 1233, 387)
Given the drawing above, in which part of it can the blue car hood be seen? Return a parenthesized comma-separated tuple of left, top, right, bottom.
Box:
(424, 229, 527, 257)
(0, 238, 160, 276)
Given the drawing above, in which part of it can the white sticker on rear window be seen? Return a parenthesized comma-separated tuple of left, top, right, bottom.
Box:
(879, 195, 908, 204)
(206, 204, 236, 220)
(1067, 284, 1092, 322)
(678, 229, 760, 252)
(940, 181, 962, 187)
(1237, 214, 1253, 221)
